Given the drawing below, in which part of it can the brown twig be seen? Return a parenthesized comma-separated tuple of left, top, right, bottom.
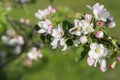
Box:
(6, 15, 28, 44)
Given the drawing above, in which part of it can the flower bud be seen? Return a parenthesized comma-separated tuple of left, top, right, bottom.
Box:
(109, 61, 116, 69)
(108, 21, 116, 28)
(95, 31, 104, 39)
(98, 21, 104, 27)
(80, 35, 88, 44)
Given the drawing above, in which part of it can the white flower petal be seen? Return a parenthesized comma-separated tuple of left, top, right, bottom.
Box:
(88, 50, 95, 58)
(38, 29, 46, 33)
(51, 39, 59, 49)
(90, 43, 97, 50)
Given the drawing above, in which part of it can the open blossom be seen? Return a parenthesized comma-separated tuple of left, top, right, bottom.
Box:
(2, 35, 24, 46)
(88, 3, 110, 22)
(27, 47, 43, 60)
(38, 19, 52, 34)
(95, 31, 104, 39)
(87, 43, 108, 72)
(1, 30, 24, 54)
(82, 20, 94, 35)
(69, 19, 84, 36)
(51, 25, 67, 51)
(35, 6, 56, 20)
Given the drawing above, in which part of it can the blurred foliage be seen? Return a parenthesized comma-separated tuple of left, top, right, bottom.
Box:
(0, 0, 120, 80)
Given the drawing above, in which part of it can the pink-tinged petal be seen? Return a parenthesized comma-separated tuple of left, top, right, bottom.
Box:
(108, 21, 116, 28)
(24, 57, 33, 68)
(117, 56, 120, 62)
(85, 13, 92, 22)
(109, 16, 114, 21)
(87, 57, 95, 66)
(18, 36, 24, 45)
(100, 66, 107, 72)
(109, 61, 116, 69)
(13, 45, 21, 54)
(80, 35, 88, 44)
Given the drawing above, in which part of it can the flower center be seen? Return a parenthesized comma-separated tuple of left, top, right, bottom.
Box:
(77, 26, 82, 31)
(57, 32, 62, 36)
(86, 27, 90, 32)
(95, 48, 100, 53)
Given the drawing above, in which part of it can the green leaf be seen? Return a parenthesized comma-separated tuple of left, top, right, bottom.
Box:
(88, 37, 92, 43)
(76, 45, 84, 55)
(111, 51, 117, 59)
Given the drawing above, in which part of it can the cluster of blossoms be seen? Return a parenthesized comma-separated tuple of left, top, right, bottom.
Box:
(35, 6, 56, 20)
(35, 3, 119, 72)
(1, 29, 24, 54)
(25, 47, 43, 67)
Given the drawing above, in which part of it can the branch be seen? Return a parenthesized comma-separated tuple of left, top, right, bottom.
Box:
(6, 15, 28, 45)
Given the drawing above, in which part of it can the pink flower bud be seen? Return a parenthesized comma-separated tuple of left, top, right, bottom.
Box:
(80, 35, 88, 44)
(95, 31, 104, 39)
(117, 56, 120, 62)
(85, 13, 92, 22)
(100, 66, 107, 72)
(87, 57, 95, 66)
(108, 21, 116, 28)
(48, 6, 56, 13)
(109, 61, 116, 69)
(98, 21, 104, 27)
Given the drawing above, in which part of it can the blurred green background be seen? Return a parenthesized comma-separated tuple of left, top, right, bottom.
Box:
(1, 0, 120, 80)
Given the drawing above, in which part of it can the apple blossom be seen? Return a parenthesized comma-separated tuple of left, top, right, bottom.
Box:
(88, 43, 108, 72)
(82, 20, 94, 35)
(69, 19, 83, 36)
(95, 31, 104, 39)
(51, 25, 67, 51)
(35, 6, 56, 20)
(27, 47, 43, 60)
(38, 19, 52, 34)
(88, 3, 110, 22)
